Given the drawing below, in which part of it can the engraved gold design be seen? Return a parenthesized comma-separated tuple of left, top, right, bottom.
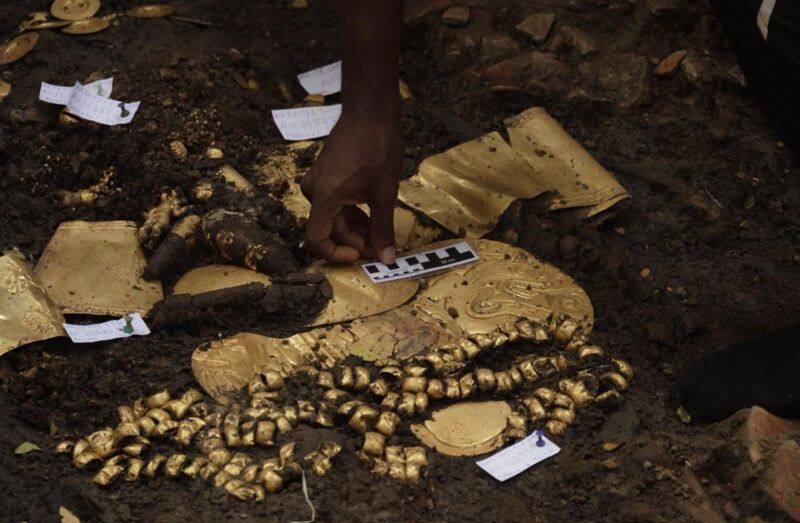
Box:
(0, 252, 66, 357)
(410, 401, 512, 457)
(34, 221, 163, 315)
(398, 107, 630, 237)
(173, 265, 272, 296)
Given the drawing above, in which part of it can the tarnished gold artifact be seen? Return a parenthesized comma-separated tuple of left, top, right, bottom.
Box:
(0, 34, 40, 65)
(0, 252, 66, 357)
(34, 221, 163, 315)
(51, 0, 101, 21)
(62, 16, 111, 35)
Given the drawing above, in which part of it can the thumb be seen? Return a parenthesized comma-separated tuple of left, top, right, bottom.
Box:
(369, 201, 396, 265)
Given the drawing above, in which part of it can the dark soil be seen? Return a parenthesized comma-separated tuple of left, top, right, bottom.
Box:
(1, 0, 799, 521)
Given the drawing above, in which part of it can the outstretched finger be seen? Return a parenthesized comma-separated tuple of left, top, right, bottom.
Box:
(305, 203, 360, 263)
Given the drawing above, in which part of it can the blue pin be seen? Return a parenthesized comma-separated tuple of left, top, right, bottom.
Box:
(535, 430, 545, 447)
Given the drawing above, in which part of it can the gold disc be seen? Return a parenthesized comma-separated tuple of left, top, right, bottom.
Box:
(0, 33, 39, 65)
(173, 265, 271, 296)
(126, 5, 175, 18)
(411, 401, 512, 457)
(51, 0, 101, 21)
(62, 16, 110, 34)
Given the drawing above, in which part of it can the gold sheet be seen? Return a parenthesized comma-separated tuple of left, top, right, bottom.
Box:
(34, 221, 164, 315)
(192, 239, 593, 398)
(0, 252, 66, 357)
(398, 107, 630, 237)
(173, 265, 271, 296)
(506, 107, 630, 217)
(410, 401, 512, 457)
(309, 262, 418, 327)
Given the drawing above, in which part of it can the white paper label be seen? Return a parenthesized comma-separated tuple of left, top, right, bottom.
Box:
(271, 104, 342, 141)
(64, 313, 150, 344)
(361, 241, 478, 283)
(65, 82, 140, 126)
(39, 78, 114, 105)
(297, 61, 342, 96)
(757, 0, 777, 40)
(476, 431, 560, 482)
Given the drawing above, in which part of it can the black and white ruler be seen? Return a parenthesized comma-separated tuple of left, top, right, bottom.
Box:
(361, 241, 479, 283)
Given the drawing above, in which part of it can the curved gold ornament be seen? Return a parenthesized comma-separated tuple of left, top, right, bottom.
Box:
(410, 401, 512, 457)
(19, 12, 72, 31)
(51, 0, 101, 21)
(0, 34, 39, 65)
(62, 16, 110, 34)
(173, 265, 272, 296)
(0, 252, 66, 357)
(126, 5, 175, 18)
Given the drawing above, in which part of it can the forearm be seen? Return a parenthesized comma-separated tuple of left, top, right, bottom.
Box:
(335, 0, 403, 117)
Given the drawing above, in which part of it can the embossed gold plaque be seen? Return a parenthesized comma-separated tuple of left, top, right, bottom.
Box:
(173, 265, 271, 296)
(51, 0, 101, 21)
(505, 107, 630, 217)
(420, 239, 594, 333)
(411, 401, 512, 456)
(62, 16, 110, 34)
(309, 262, 418, 327)
(34, 221, 163, 315)
(0, 34, 40, 65)
(398, 107, 630, 237)
(0, 252, 66, 357)
(126, 5, 174, 18)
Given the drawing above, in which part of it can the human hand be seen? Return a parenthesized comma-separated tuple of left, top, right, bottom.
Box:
(301, 111, 403, 264)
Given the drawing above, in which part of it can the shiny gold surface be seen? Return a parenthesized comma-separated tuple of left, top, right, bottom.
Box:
(34, 221, 163, 315)
(0, 80, 10, 101)
(19, 12, 72, 31)
(173, 265, 272, 296)
(398, 132, 548, 238)
(506, 107, 630, 217)
(410, 401, 512, 456)
(51, 0, 101, 21)
(420, 239, 594, 333)
(398, 107, 630, 237)
(217, 165, 254, 195)
(0, 33, 39, 65)
(62, 16, 110, 34)
(308, 262, 418, 327)
(0, 252, 66, 357)
(126, 5, 175, 18)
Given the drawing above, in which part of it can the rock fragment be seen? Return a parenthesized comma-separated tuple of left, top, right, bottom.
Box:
(516, 13, 556, 43)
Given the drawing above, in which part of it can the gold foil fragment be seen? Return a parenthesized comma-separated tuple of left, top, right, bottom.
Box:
(62, 17, 111, 34)
(0, 80, 11, 101)
(217, 165, 254, 195)
(0, 252, 66, 357)
(169, 140, 188, 160)
(411, 401, 512, 457)
(34, 221, 163, 315)
(0, 34, 39, 65)
(51, 0, 101, 20)
(206, 147, 224, 159)
(126, 5, 175, 18)
(173, 265, 272, 296)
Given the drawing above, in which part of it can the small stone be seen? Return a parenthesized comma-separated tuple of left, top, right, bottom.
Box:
(528, 51, 570, 94)
(723, 501, 741, 520)
(480, 33, 521, 63)
(441, 6, 470, 27)
(677, 406, 692, 424)
(602, 442, 620, 452)
(640, 268, 651, 278)
(288, 0, 308, 9)
(744, 194, 755, 210)
(559, 235, 579, 261)
(602, 457, 620, 470)
(614, 227, 625, 235)
(681, 53, 707, 86)
(560, 26, 597, 56)
(516, 13, 556, 44)
(654, 50, 687, 76)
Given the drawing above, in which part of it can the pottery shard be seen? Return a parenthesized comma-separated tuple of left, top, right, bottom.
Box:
(441, 6, 471, 27)
(480, 33, 521, 63)
(715, 407, 800, 521)
(593, 53, 650, 109)
(655, 50, 687, 76)
(560, 26, 597, 56)
(516, 13, 556, 43)
(528, 51, 570, 93)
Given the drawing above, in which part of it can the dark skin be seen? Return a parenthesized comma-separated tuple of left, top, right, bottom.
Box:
(301, 0, 404, 265)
